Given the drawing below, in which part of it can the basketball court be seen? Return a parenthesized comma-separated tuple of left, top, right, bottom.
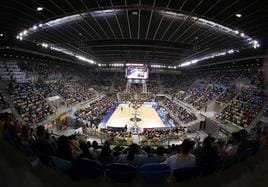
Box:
(102, 103, 166, 129)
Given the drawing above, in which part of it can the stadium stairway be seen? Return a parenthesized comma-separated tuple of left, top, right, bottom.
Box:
(215, 88, 242, 118)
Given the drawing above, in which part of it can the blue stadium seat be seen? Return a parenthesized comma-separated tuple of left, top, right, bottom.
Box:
(237, 148, 252, 161)
(106, 163, 137, 183)
(50, 156, 72, 173)
(73, 158, 103, 179)
(222, 155, 238, 170)
(20, 143, 35, 159)
(173, 167, 200, 182)
(199, 160, 222, 176)
(139, 163, 171, 183)
(137, 157, 159, 166)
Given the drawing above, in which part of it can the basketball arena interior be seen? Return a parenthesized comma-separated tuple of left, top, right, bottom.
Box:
(0, 1, 268, 187)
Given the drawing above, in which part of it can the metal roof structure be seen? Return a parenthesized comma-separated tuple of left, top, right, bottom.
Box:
(0, 0, 267, 67)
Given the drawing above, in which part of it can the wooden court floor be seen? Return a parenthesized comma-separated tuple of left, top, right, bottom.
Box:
(105, 103, 165, 129)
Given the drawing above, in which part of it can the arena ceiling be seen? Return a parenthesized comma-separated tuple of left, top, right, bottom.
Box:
(0, 0, 268, 67)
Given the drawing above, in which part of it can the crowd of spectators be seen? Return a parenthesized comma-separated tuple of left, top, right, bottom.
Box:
(193, 85, 224, 110)
(113, 80, 126, 93)
(3, 119, 264, 181)
(34, 80, 58, 98)
(75, 96, 116, 126)
(148, 81, 162, 94)
(162, 98, 197, 124)
(184, 82, 209, 104)
(48, 80, 97, 105)
(140, 127, 187, 144)
(0, 60, 27, 82)
(118, 92, 154, 103)
(118, 93, 134, 101)
(214, 70, 240, 87)
(217, 87, 266, 128)
(19, 60, 79, 80)
(216, 85, 238, 104)
(136, 93, 155, 102)
(250, 68, 265, 88)
(99, 128, 132, 145)
(129, 84, 141, 94)
(8, 82, 54, 125)
(162, 73, 198, 96)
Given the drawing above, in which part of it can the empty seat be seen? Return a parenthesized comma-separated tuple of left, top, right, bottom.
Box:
(173, 167, 200, 182)
(72, 158, 103, 179)
(222, 155, 239, 170)
(106, 163, 137, 183)
(139, 163, 171, 183)
(50, 156, 72, 173)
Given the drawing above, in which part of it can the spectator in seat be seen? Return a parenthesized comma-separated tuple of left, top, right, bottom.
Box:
(259, 128, 268, 150)
(20, 125, 31, 145)
(33, 126, 55, 165)
(238, 129, 251, 152)
(68, 135, 82, 158)
(117, 143, 148, 165)
(194, 136, 220, 165)
(154, 146, 168, 162)
(141, 146, 167, 165)
(224, 132, 241, 156)
(161, 139, 196, 170)
(89, 141, 101, 159)
(98, 141, 114, 165)
(3, 122, 20, 147)
(56, 135, 73, 161)
(112, 145, 123, 161)
(78, 141, 95, 160)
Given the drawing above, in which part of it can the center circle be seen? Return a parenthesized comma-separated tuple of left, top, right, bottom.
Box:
(129, 117, 142, 122)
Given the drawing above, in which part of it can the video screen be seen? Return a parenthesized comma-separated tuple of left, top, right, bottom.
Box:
(126, 65, 149, 79)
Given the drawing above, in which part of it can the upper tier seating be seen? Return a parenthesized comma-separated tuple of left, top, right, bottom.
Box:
(0, 60, 27, 82)
(216, 87, 266, 128)
(48, 80, 97, 105)
(162, 98, 197, 124)
(8, 82, 54, 125)
(75, 96, 116, 125)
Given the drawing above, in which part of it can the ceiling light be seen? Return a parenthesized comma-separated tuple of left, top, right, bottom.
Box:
(23, 30, 28, 35)
(235, 14, 242, 18)
(41, 43, 48, 48)
(253, 40, 258, 44)
(37, 7, 43, 11)
(228, 49, 234, 54)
